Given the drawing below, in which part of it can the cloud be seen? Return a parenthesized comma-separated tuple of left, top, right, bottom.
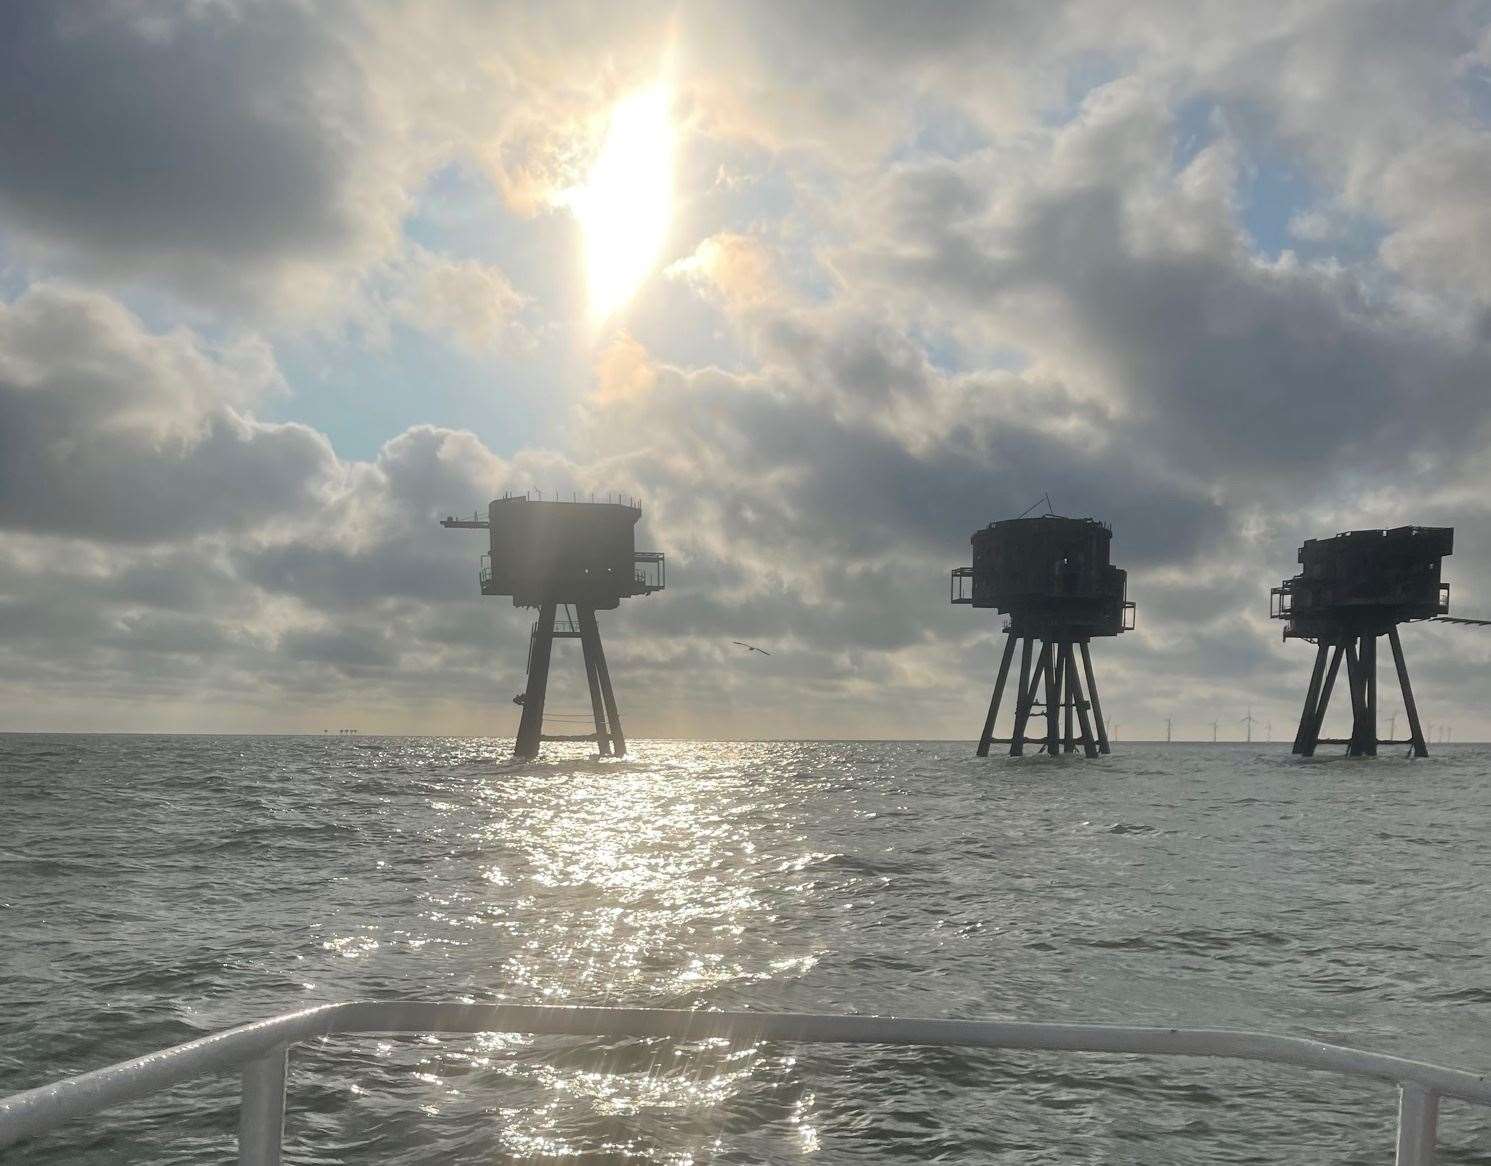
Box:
(667, 233, 782, 312)
(387, 251, 532, 354)
(0, 287, 542, 728)
(0, 4, 418, 315)
(2, 3, 1491, 739)
(591, 331, 659, 403)
(0, 284, 339, 542)
(835, 78, 1491, 497)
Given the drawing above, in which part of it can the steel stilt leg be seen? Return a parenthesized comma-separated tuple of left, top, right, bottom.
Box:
(578, 605, 611, 757)
(514, 602, 556, 759)
(1363, 633, 1378, 757)
(1293, 642, 1329, 755)
(1344, 640, 1367, 757)
(977, 634, 1018, 757)
(589, 619, 626, 757)
(1300, 641, 1344, 758)
(1389, 626, 1428, 758)
(1044, 641, 1060, 755)
(1061, 641, 1075, 752)
(1064, 642, 1099, 758)
(1079, 641, 1110, 754)
(1009, 637, 1036, 757)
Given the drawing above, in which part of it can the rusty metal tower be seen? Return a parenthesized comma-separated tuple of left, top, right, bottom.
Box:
(1273, 526, 1451, 758)
(952, 514, 1135, 757)
(443, 495, 664, 759)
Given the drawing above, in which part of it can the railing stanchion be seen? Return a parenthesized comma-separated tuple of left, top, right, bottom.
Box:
(5, 1002, 1491, 1159)
(1395, 1082, 1438, 1166)
(238, 1045, 288, 1166)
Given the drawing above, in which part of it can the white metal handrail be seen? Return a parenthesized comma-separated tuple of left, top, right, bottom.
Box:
(2, 1002, 1488, 1164)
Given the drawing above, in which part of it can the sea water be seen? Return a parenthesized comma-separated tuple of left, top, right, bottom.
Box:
(3, 734, 1490, 1163)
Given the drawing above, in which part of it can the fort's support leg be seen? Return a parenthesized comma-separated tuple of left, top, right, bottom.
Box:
(1024, 642, 1052, 756)
(1389, 626, 1429, 758)
(577, 605, 612, 757)
(1044, 640, 1060, 755)
(977, 634, 1018, 757)
(1062, 641, 1076, 752)
(515, 602, 556, 759)
(1362, 633, 1378, 757)
(1079, 641, 1110, 754)
(1050, 641, 1066, 753)
(1343, 639, 1360, 756)
(1009, 637, 1037, 757)
(1344, 639, 1366, 757)
(587, 615, 626, 757)
(1292, 643, 1330, 754)
(1299, 641, 1344, 758)
(1064, 642, 1100, 758)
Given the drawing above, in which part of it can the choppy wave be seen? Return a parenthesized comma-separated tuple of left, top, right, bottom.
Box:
(3, 735, 1491, 1163)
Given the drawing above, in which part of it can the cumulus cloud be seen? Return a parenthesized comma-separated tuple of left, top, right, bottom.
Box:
(0, 3, 415, 315)
(0, 284, 338, 542)
(666, 233, 781, 312)
(836, 77, 1491, 495)
(394, 255, 531, 353)
(2, 1, 1491, 739)
(0, 284, 550, 729)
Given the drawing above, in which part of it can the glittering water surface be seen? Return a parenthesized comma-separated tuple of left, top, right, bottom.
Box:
(4, 735, 1491, 1163)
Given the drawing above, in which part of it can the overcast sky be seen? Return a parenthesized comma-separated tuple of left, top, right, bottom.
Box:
(3, 1, 1490, 741)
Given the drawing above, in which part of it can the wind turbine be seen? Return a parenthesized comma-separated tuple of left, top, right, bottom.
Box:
(1165, 716, 1173, 743)
(1240, 706, 1257, 743)
(1210, 719, 1220, 743)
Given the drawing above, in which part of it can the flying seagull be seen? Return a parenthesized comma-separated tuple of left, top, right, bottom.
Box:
(732, 641, 772, 656)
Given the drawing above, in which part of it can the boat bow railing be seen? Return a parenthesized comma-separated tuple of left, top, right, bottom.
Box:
(2, 1001, 1488, 1165)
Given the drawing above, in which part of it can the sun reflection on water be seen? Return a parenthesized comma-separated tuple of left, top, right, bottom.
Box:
(373, 741, 829, 1159)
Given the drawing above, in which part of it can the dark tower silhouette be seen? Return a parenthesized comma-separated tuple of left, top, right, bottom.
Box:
(1272, 526, 1450, 758)
(952, 514, 1135, 757)
(443, 495, 664, 759)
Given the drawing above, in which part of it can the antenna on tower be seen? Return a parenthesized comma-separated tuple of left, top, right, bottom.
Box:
(1014, 492, 1057, 520)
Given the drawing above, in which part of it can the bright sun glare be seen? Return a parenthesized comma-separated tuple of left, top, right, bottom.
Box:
(571, 85, 675, 322)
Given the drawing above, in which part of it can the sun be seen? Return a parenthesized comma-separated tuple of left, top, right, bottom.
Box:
(570, 84, 675, 323)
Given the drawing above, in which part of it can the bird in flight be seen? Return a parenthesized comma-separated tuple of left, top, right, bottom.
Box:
(732, 641, 771, 655)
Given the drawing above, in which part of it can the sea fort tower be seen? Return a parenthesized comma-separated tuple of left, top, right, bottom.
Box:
(1273, 526, 1451, 758)
(952, 514, 1135, 757)
(443, 495, 665, 759)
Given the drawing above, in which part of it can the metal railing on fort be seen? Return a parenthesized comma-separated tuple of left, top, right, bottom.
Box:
(1, 1002, 1486, 1165)
(633, 550, 665, 592)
